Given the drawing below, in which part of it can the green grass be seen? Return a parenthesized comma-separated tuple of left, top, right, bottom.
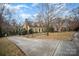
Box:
(0, 37, 25, 56)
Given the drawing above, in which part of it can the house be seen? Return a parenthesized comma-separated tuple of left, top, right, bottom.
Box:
(51, 19, 79, 32)
(23, 19, 79, 33)
(23, 21, 46, 33)
(59, 20, 79, 31)
(68, 20, 79, 31)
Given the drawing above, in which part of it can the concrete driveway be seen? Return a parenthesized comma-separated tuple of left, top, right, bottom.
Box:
(7, 32, 79, 56)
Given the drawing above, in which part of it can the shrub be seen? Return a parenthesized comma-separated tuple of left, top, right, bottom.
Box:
(0, 28, 7, 37)
(0, 28, 2, 37)
(48, 27, 54, 32)
(74, 27, 79, 31)
(29, 29, 34, 34)
(18, 28, 27, 35)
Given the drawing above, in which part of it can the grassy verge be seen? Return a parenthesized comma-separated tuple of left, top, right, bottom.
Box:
(0, 37, 25, 56)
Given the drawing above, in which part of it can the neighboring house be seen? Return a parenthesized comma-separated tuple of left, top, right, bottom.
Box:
(60, 20, 79, 31)
(68, 20, 79, 31)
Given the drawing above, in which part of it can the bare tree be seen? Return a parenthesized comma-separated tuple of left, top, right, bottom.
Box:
(0, 4, 19, 36)
(0, 4, 6, 36)
(36, 3, 68, 36)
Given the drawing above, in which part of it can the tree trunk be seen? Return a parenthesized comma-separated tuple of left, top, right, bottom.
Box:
(46, 27, 49, 36)
(47, 32, 49, 36)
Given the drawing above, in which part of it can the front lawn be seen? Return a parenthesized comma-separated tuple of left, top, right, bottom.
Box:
(25, 31, 74, 40)
(0, 37, 25, 56)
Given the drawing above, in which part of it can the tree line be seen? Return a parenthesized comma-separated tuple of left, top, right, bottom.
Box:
(0, 3, 79, 37)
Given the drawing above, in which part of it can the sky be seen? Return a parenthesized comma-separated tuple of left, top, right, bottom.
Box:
(3, 3, 79, 24)
(0, 0, 79, 3)
(4, 3, 39, 24)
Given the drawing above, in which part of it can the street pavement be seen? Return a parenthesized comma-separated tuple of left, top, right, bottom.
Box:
(8, 32, 79, 56)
